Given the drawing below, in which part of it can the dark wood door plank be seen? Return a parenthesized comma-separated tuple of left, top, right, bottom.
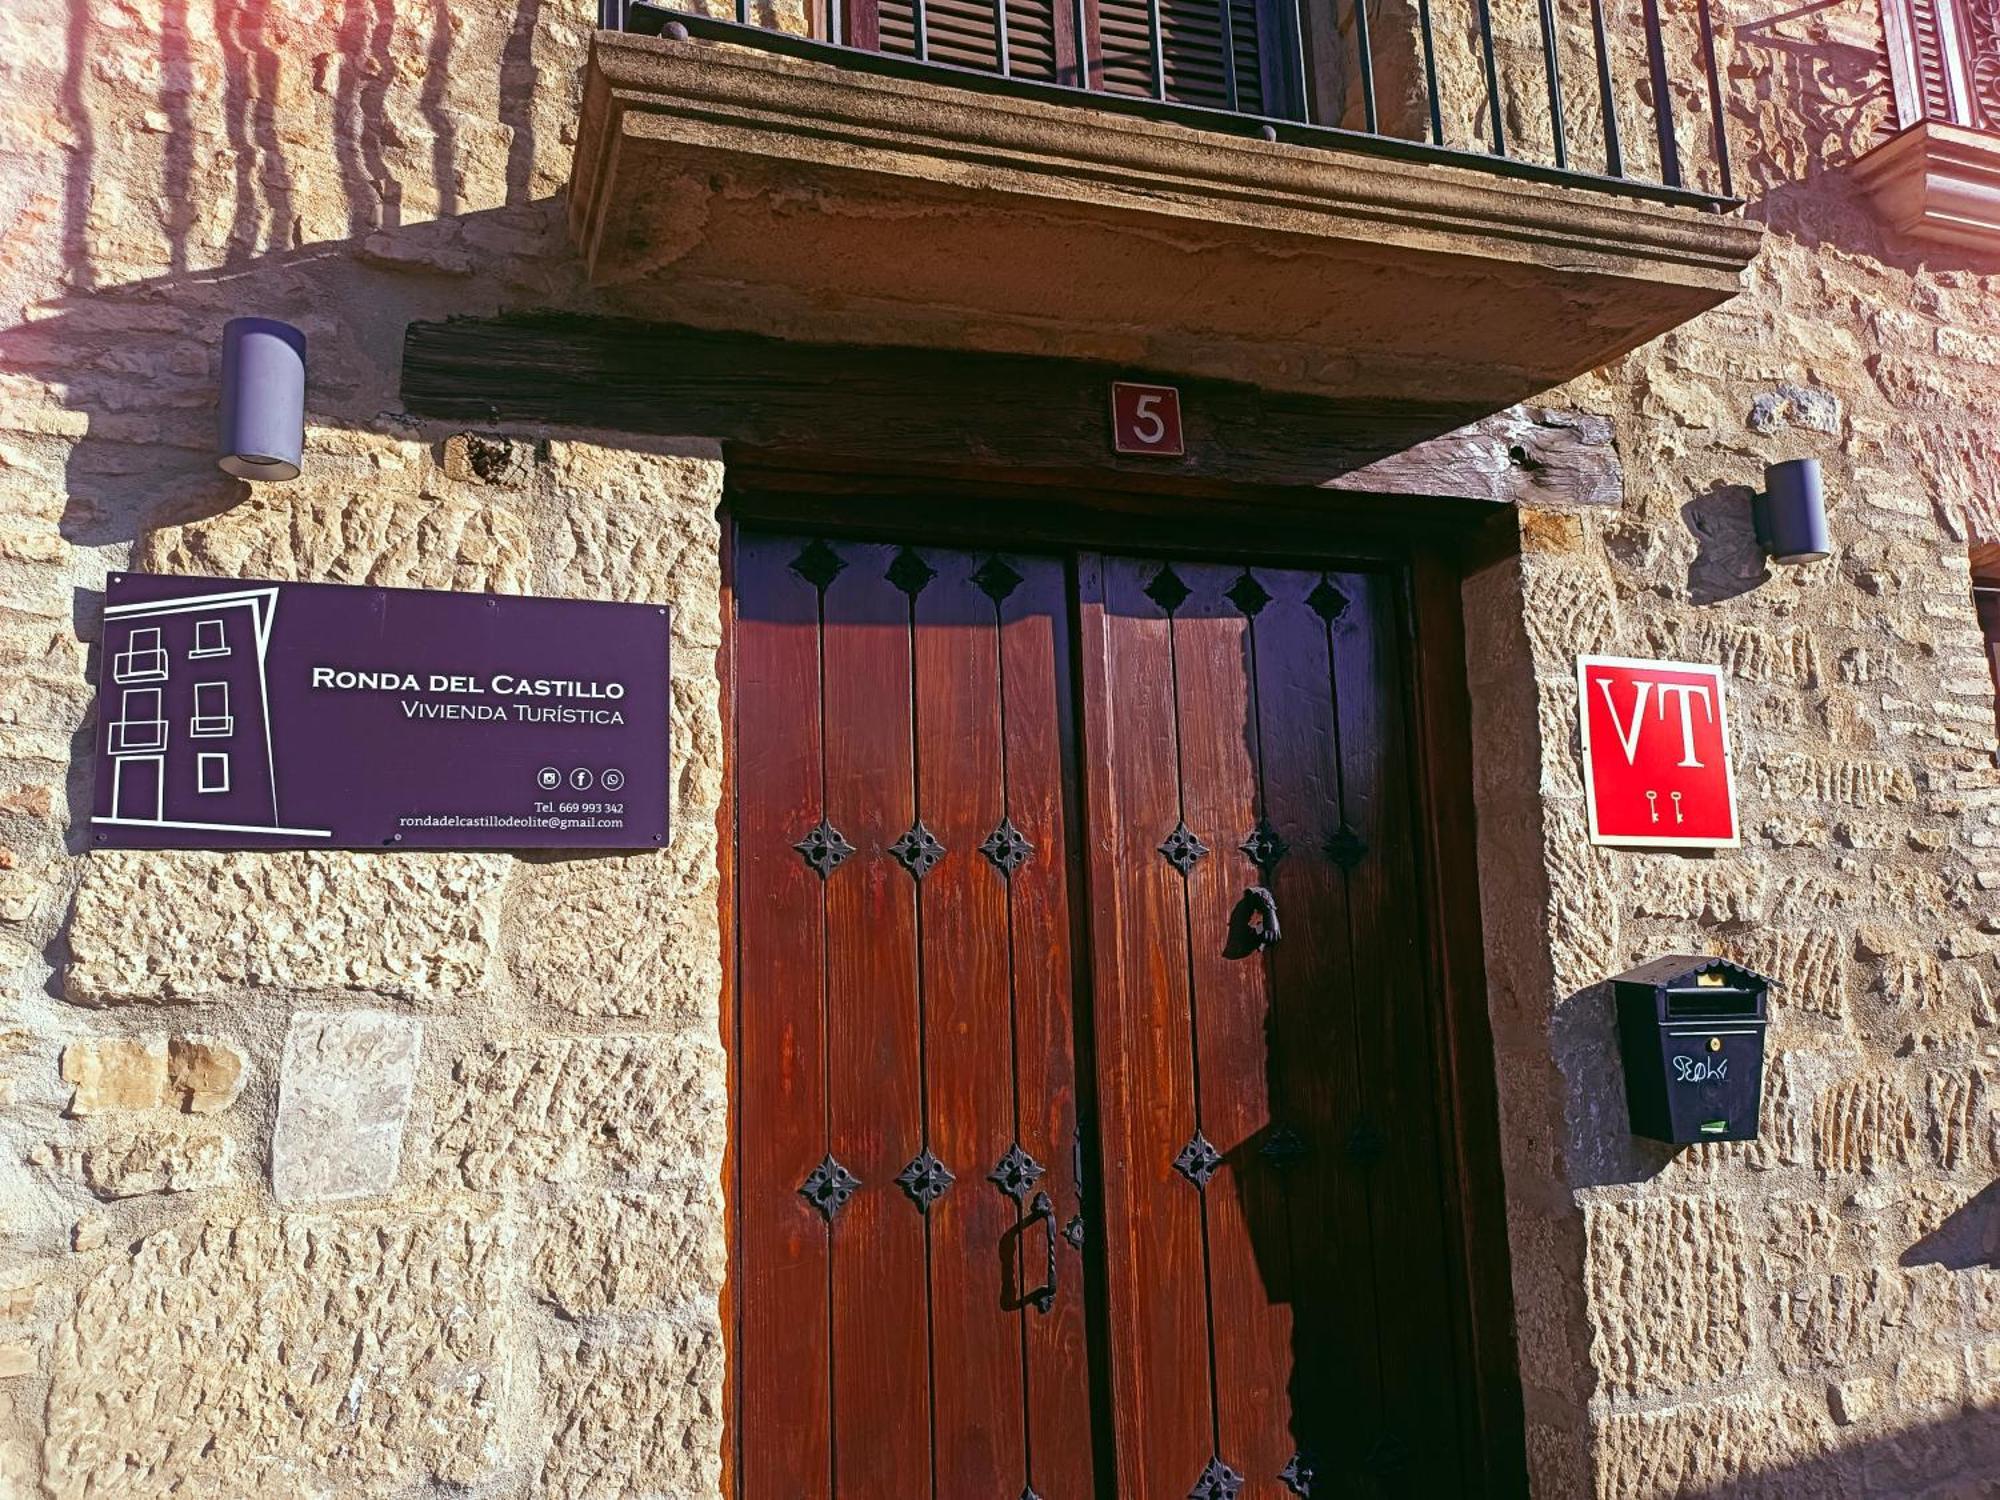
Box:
(1244, 565, 1385, 1471)
(734, 533, 836, 1499)
(821, 542, 934, 1496)
(914, 548, 1033, 1497)
(1078, 554, 1216, 1500)
(1329, 570, 1466, 1495)
(1168, 562, 1297, 1498)
(997, 553, 1100, 1499)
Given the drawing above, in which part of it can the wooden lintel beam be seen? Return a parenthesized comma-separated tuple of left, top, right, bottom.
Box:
(401, 315, 1620, 507)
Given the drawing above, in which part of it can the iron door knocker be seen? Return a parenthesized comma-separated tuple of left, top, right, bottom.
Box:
(1225, 885, 1282, 957)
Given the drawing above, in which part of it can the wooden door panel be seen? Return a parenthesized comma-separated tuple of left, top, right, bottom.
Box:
(738, 529, 1494, 1500)
(822, 545, 931, 1496)
(1081, 553, 1471, 1499)
(999, 557, 1099, 1500)
(1079, 556, 1219, 1500)
(1170, 563, 1298, 1498)
(916, 548, 1030, 1496)
(1328, 569, 1465, 1494)
(1245, 565, 1386, 1477)
(735, 536, 835, 1500)
(736, 534, 1096, 1500)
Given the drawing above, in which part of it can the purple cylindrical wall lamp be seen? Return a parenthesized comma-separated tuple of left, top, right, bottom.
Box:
(1753, 458, 1830, 564)
(218, 317, 305, 481)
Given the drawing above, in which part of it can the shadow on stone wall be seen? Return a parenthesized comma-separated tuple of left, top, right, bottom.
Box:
(53, 0, 558, 290)
(1660, 1404, 2000, 1499)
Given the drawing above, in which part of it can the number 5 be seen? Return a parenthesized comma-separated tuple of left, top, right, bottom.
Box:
(1131, 393, 1166, 446)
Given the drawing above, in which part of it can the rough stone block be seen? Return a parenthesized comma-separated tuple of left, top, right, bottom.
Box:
(78, 1128, 229, 1198)
(532, 1183, 726, 1318)
(1584, 1195, 1754, 1399)
(536, 1323, 723, 1500)
(138, 485, 533, 594)
(540, 442, 723, 610)
(1827, 1375, 1877, 1425)
(1927, 1066, 1994, 1170)
(271, 1011, 423, 1206)
(1594, 1392, 1851, 1500)
(435, 1033, 726, 1190)
(66, 852, 506, 1004)
(506, 852, 719, 1021)
(166, 1034, 246, 1114)
(1814, 1072, 1922, 1174)
(59, 1035, 165, 1113)
(1721, 929, 1847, 1020)
(45, 1208, 510, 1497)
(1775, 1269, 1918, 1375)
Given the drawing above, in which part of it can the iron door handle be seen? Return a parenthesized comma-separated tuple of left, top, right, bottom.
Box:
(1240, 885, 1281, 948)
(1026, 1190, 1057, 1314)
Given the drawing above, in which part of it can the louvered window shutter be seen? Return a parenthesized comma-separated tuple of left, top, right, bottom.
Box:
(857, 0, 1279, 113)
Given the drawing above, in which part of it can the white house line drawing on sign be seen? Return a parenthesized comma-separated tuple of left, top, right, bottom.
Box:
(95, 586, 332, 837)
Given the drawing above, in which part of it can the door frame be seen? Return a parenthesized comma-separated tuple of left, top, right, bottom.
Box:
(717, 470, 1528, 1497)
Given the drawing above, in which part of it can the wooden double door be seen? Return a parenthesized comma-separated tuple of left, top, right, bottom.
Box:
(733, 530, 1504, 1500)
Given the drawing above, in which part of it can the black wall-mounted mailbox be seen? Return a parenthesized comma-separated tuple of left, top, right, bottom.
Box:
(1611, 955, 1770, 1144)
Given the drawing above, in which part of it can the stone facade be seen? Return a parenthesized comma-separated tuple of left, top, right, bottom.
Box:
(0, 0, 1995, 1497)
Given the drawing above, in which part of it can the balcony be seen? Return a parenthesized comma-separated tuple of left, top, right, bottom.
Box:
(108, 719, 168, 756)
(569, 0, 1760, 412)
(113, 643, 168, 684)
(1854, 0, 2000, 249)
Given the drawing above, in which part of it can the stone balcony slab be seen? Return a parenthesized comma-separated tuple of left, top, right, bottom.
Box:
(570, 27, 1762, 408)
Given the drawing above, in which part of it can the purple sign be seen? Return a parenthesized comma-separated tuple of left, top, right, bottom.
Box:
(92, 573, 671, 850)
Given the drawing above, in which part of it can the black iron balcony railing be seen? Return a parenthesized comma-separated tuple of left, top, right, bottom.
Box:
(600, 0, 1737, 209)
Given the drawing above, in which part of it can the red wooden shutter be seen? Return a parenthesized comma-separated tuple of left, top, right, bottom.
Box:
(863, 0, 1269, 109)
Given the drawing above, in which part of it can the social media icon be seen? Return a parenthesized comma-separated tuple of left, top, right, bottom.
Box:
(570, 768, 595, 791)
(601, 768, 626, 792)
(538, 767, 561, 790)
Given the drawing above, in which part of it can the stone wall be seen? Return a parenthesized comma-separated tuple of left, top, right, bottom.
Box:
(0, 7, 732, 1492)
(0, 0, 1996, 1497)
(1461, 1, 2000, 1495)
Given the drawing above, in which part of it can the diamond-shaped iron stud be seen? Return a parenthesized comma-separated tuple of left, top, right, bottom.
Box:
(799, 1153, 860, 1220)
(1305, 577, 1350, 623)
(1173, 1129, 1223, 1188)
(1346, 1119, 1387, 1166)
(988, 1142, 1046, 1202)
(974, 557, 1025, 605)
(1364, 1435, 1411, 1476)
(1145, 564, 1192, 615)
(889, 821, 947, 879)
(895, 1147, 955, 1212)
(1159, 820, 1209, 875)
(790, 539, 846, 591)
(979, 816, 1034, 877)
(1259, 1125, 1307, 1169)
(1323, 823, 1367, 869)
(1188, 1456, 1244, 1500)
(886, 546, 937, 598)
(1279, 1451, 1315, 1497)
(1239, 819, 1287, 869)
(1225, 571, 1271, 617)
(794, 818, 855, 878)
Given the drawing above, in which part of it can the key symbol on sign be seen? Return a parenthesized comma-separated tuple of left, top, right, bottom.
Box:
(1645, 790, 1660, 824)
(1671, 791, 1685, 824)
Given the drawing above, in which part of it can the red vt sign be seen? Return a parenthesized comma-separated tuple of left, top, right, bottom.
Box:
(1578, 655, 1739, 848)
